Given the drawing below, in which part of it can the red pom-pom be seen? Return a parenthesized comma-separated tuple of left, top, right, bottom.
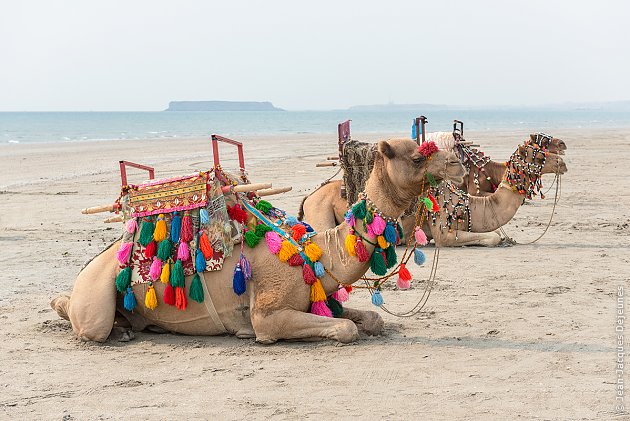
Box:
(302, 264, 316, 285)
(291, 224, 307, 241)
(288, 254, 305, 266)
(144, 240, 156, 259)
(164, 283, 175, 305)
(428, 193, 440, 212)
(228, 204, 248, 224)
(355, 238, 369, 263)
(418, 141, 439, 158)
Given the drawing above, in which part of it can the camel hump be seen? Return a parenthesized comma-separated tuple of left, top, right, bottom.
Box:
(50, 295, 70, 321)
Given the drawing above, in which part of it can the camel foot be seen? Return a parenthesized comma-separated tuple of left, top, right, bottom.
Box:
(341, 308, 384, 336)
(236, 328, 256, 339)
(50, 295, 70, 321)
(109, 326, 135, 342)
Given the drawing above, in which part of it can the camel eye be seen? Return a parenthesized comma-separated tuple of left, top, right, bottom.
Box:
(413, 156, 425, 164)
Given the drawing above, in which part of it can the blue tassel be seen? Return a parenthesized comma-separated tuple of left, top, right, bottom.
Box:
(302, 221, 314, 232)
(195, 248, 207, 272)
(123, 287, 137, 311)
(200, 208, 210, 225)
(371, 290, 384, 306)
(314, 261, 325, 277)
(286, 215, 299, 226)
(384, 223, 397, 244)
(411, 121, 417, 140)
(170, 212, 181, 243)
(414, 248, 426, 266)
(233, 264, 246, 295)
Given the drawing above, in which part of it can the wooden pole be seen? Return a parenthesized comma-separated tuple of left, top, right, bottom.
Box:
(316, 161, 338, 167)
(221, 182, 272, 194)
(257, 186, 293, 196)
(81, 204, 117, 214)
(104, 215, 123, 223)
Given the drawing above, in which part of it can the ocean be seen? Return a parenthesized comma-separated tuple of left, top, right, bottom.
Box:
(2, 109, 630, 144)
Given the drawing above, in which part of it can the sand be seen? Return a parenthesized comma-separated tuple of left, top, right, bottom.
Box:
(0, 128, 628, 420)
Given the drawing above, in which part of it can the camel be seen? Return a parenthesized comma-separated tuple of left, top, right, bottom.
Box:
(300, 137, 567, 247)
(51, 139, 465, 343)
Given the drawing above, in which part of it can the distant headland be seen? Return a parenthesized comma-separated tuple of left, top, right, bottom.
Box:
(165, 101, 284, 111)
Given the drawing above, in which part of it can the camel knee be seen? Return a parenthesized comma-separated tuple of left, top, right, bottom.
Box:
(335, 319, 360, 343)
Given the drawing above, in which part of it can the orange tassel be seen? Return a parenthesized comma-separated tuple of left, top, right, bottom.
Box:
(199, 231, 214, 259)
(175, 286, 187, 310)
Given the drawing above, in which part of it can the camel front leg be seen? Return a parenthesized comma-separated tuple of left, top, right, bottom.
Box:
(340, 307, 384, 336)
(251, 308, 359, 344)
(432, 227, 502, 247)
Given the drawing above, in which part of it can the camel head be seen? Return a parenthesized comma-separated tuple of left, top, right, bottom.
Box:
(375, 139, 465, 199)
(529, 133, 567, 155)
(542, 152, 567, 175)
(516, 144, 568, 176)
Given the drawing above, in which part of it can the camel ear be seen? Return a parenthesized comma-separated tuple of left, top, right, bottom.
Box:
(378, 141, 395, 159)
(529, 134, 537, 142)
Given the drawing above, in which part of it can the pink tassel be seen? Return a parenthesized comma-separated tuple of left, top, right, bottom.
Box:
(180, 213, 194, 243)
(310, 301, 333, 317)
(177, 242, 190, 261)
(397, 278, 411, 290)
(302, 264, 316, 285)
(366, 223, 376, 239)
(355, 238, 369, 263)
(332, 287, 349, 302)
(125, 219, 137, 234)
(116, 242, 133, 264)
(414, 227, 428, 246)
(265, 231, 283, 254)
(149, 258, 162, 280)
(344, 212, 356, 228)
(369, 214, 386, 236)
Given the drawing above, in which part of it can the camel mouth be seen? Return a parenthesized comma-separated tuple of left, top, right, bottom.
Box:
(449, 175, 465, 185)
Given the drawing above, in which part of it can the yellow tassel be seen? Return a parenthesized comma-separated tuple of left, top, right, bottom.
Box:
(160, 260, 170, 284)
(153, 214, 167, 242)
(310, 279, 327, 302)
(345, 233, 357, 256)
(145, 285, 158, 310)
(278, 240, 298, 262)
(377, 235, 388, 249)
(304, 242, 323, 262)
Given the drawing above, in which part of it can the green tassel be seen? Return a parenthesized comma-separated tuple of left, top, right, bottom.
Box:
(254, 223, 272, 237)
(327, 297, 344, 318)
(189, 273, 204, 303)
(397, 222, 404, 241)
(255, 200, 273, 214)
(244, 230, 261, 248)
(427, 172, 438, 187)
(370, 248, 387, 276)
(385, 244, 397, 268)
(352, 200, 367, 220)
(138, 218, 155, 246)
(115, 266, 132, 293)
(170, 259, 185, 287)
(365, 210, 374, 224)
(422, 197, 434, 211)
(157, 239, 172, 261)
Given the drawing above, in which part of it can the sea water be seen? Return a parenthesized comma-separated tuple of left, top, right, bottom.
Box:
(2, 109, 630, 144)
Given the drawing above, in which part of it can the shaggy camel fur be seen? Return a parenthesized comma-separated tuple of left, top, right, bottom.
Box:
(52, 139, 465, 343)
(300, 142, 567, 247)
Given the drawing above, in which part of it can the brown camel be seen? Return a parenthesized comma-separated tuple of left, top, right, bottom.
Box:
(300, 139, 567, 247)
(51, 139, 465, 343)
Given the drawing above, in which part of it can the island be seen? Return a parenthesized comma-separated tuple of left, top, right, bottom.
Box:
(165, 101, 284, 111)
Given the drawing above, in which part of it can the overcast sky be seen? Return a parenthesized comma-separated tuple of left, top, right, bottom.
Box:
(1, 1, 628, 111)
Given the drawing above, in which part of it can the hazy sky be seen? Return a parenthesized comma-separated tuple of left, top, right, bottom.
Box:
(1, 1, 628, 111)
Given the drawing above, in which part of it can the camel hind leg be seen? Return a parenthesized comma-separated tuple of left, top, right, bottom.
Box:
(433, 229, 502, 247)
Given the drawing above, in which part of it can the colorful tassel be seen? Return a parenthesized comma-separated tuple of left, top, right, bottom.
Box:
(304, 242, 323, 262)
(189, 273, 204, 303)
(125, 218, 137, 234)
(170, 212, 182, 243)
(116, 242, 133, 265)
(163, 283, 175, 305)
(115, 266, 132, 293)
(177, 241, 190, 261)
(397, 223, 404, 241)
(200, 208, 210, 225)
(285, 215, 299, 226)
(255, 199, 273, 214)
(254, 223, 272, 237)
(199, 231, 214, 258)
(355, 238, 369, 263)
(149, 258, 162, 281)
(159, 260, 170, 284)
(385, 245, 397, 268)
(123, 287, 137, 311)
(314, 261, 325, 278)
(422, 197, 434, 212)
(233, 264, 246, 295)
(145, 285, 158, 310)
(384, 223, 397, 244)
(414, 248, 426, 266)
(310, 279, 327, 303)
(344, 210, 356, 228)
(180, 212, 194, 242)
(414, 227, 428, 246)
(144, 240, 156, 259)
(244, 230, 261, 248)
(310, 301, 333, 317)
(418, 140, 439, 157)
(153, 214, 167, 242)
(370, 249, 388, 276)
(377, 235, 388, 249)
(351, 200, 367, 220)
(156, 239, 172, 262)
(195, 249, 207, 272)
(170, 259, 185, 288)
(428, 194, 440, 212)
(333, 286, 349, 302)
(288, 253, 305, 266)
(302, 263, 316, 285)
(369, 214, 386, 236)
(365, 210, 374, 224)
(175, 286, 187, 310)
(397, 278, 411, 290)
(326, 297, 344, 318)
(138, 217, 155, 247)
(227, 204, 248, 224)
(239, 253, 252, 281)
(345, 232, 357, 256)
(278, 240, 298, 262)
(398, 263, 412, 281)
(291, 224, 307, 241)
(371, 289, 384, 306)
(265, 231, 283, 254)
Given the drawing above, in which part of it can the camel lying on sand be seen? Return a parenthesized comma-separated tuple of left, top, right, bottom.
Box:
(52, 139, 465, 343)
(300, 137, 567, 247)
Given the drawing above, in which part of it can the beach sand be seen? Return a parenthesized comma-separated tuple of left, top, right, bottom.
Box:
(0, 128, 628, 420)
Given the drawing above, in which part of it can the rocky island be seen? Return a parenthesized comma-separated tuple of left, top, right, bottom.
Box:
(165, 101, 284, 111)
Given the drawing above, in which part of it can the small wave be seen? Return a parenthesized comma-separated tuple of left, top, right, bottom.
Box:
(7, 140, 19, 144)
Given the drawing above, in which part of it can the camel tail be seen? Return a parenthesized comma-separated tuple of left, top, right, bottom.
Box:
(51, 295, 70, 321)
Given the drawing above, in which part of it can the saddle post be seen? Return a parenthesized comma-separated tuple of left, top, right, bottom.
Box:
(211, 134, 247, 184)
(414, 116, 428, 144)
(118, 161, 155, 186)
(453, 119, 464, 142)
